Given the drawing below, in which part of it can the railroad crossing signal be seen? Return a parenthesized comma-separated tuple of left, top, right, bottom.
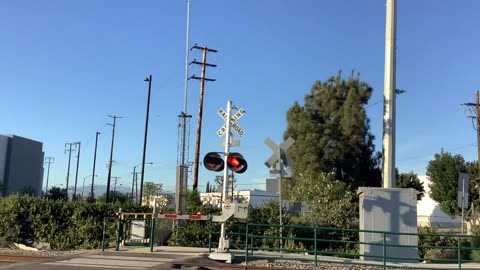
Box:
(217, 107, 246, 137)
(203, 152, 248, 174)
(264, 137, 295, 177)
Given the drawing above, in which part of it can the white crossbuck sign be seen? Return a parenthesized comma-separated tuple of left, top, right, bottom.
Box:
(217, 107, 246, 136)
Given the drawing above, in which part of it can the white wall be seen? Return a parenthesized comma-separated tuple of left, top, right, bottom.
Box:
(417, 175, 461, 227)
(200, 190, 279, 208)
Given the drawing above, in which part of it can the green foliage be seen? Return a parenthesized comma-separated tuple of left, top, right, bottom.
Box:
(284, 71, 381, 191)
(142, 182, 162, 205)
(427, 152, 467, 216)
(168, 189, 220, 247)
(290, 172, 357, 228)
(44, 187, 68, 201)
(96, 192, 131, 204)
(0, 195, 148, 250)
(418, 226, 459, 260)
(395, 169, 425, 200)
(245, 200, 292, 249)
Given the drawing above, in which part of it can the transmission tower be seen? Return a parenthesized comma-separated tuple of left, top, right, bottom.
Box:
(175, 0, 192, 214)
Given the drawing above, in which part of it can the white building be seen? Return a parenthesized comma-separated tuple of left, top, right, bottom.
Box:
(417, 175, 461, 228)
(200, 190, 279, 208)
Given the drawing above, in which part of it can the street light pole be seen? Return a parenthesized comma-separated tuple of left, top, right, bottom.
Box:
(140, 75, 153, 206)
(91, 132, 100, 198)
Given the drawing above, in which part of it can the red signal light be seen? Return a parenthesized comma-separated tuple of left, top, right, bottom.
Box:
(228, 156, 241, 168)
(227, 152, 247, 173)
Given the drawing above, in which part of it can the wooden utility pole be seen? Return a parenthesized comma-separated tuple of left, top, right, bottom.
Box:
(464, 90, 480, 178)
(190, 45, 217, 190)
(106, 115, 122, 203)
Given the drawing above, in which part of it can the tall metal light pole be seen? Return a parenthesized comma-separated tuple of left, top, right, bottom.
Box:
(140, 75, 153, 205)
(106, 115, 122, 203)
(91, 132, 100, 198)
(73, 141, 81, 199)
(44, 157, 54, 193)
(382, 0, 397, 188)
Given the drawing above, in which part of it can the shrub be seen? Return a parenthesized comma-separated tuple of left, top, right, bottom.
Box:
(0, 195, 149, 250)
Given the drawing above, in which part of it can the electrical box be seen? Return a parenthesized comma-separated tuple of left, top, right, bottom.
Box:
(357, 187, 418, 262)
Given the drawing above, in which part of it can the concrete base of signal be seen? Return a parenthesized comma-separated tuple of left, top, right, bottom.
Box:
(208, 251, 234, 263)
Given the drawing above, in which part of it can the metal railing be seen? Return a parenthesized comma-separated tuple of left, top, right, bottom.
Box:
(210, 223, 480, 269)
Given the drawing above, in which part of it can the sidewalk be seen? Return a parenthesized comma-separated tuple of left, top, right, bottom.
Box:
(108, 246, 210, 254)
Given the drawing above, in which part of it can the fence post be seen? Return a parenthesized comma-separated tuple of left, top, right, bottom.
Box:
(383, 232, 387, 270)
(115, 212, 122, 251)
(102, 218, 106, 252)
(150, 218, 155, 252)
(314, 226, 318, 268)
(458, 236, 462, 270)
(208, 230, 212, 254)
(245, 224, 249, 266)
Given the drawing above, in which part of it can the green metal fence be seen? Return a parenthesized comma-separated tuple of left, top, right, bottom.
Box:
(102, 216, 155, 252)
(101, 217, 119, 251)
(209, 223, 480, 269)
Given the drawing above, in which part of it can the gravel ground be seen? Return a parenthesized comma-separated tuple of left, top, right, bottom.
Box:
(244, 259, 382, 270)
(0, 247, 96, 257)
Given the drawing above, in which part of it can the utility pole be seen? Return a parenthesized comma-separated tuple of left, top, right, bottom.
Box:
(140, 75, 153, 206)
(463, 90, 480, 178)
(190, 45, 217, 190)
(64, 143, 76, 199)
(73, 141, 81, 199)
(382, 0, 397, 188)
(112, 176, 120, 202)
(91, 132, 100, 198)
(44, 157, 54, 193)
(106, 115, 122, 203)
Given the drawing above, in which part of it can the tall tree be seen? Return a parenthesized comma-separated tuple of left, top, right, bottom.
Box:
(395, 169, 425, 200)
(284, 71, 381, 190)
(427, 151, 467, 216)
(44, 187, 68, 201)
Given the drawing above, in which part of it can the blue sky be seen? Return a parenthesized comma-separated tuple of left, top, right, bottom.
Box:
(1, 0, 479, 193)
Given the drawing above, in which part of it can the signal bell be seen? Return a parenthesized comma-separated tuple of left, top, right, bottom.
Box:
(203, 152, 224, 172)
(227, 152, 248, 174)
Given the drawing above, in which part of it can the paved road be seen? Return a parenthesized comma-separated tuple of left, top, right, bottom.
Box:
(0, 252, 206, 270)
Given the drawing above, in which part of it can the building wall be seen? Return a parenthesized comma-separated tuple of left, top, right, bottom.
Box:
(417, 175, 460, 227)
(0, 136, 8, 187)
(200, 190, 279, 208)
(4, 135, 44, 197)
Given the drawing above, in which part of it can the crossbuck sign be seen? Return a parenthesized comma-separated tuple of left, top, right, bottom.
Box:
(217, 107, 246, 136)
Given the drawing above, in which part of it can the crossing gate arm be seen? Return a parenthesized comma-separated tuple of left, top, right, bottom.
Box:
(157, 213, 210, 220)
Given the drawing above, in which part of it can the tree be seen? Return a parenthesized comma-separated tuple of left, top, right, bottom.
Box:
(284, 71, 381, 191)
(44, 187, 68, 201)
(96, 191, 130, 204)
(290, 171, 357, 228)
(142, 182, 162, 205)
(395, 169, 425, 200)
(427, 151, 467, 216)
